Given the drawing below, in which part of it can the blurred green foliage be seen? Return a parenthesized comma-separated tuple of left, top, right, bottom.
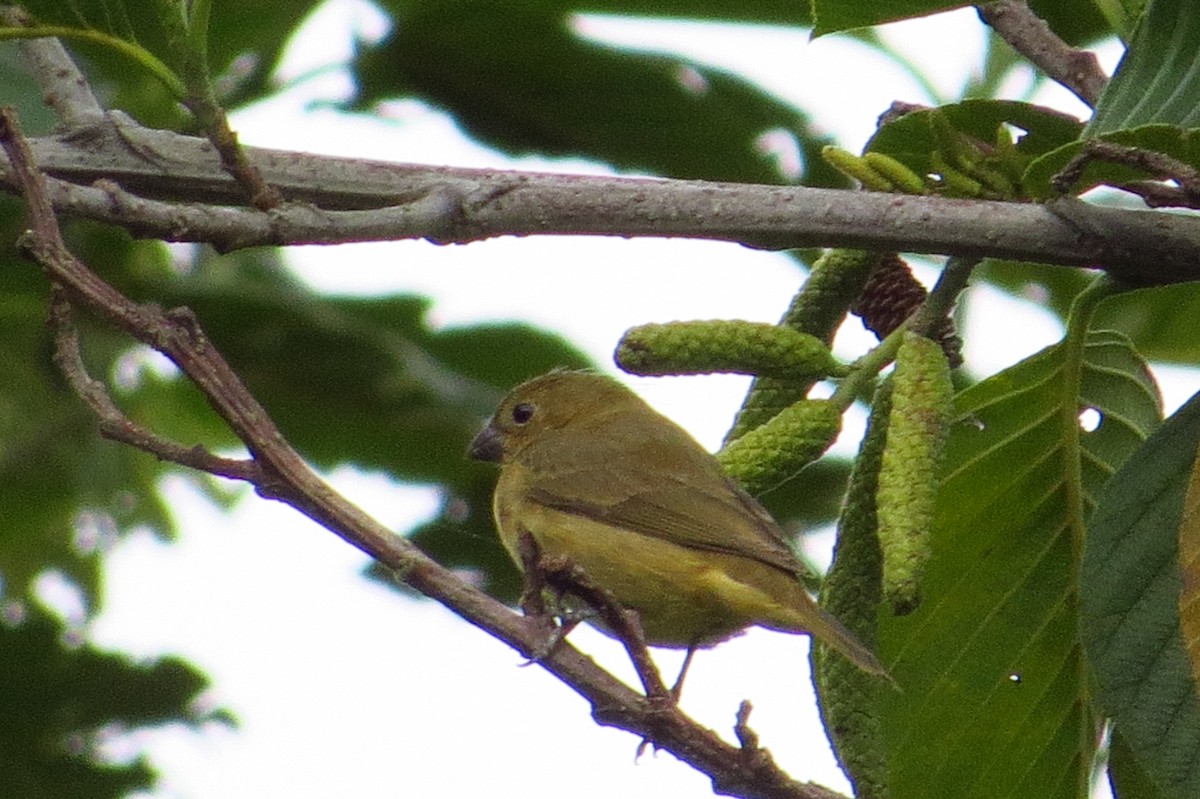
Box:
(0, 608, 225, 798)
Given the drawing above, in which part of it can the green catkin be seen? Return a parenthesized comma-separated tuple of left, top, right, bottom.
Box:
(778, 250, 884, 338)
(862, 152, 929, 195)
(822, 145, 898, 191)
(615, 320, 845, 380)
(970, 160, 1018, 199)
(725, 250, 882, 444)
(718, 399, 842, 495)
(931, 151, 984, 197)
(924, 114, 1022, 199)
(813, 378, 893, 799)
(876, 332, 955, 615)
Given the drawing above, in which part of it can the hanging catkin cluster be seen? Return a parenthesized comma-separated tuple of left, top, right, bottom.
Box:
(726, 249, 883, 442)
(614, 249, 884, 492)
(813, 377, 893, 799)
(614, 236, 958, 594)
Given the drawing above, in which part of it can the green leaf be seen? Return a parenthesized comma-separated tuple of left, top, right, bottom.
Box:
(811, 0, 1109, 44)
(868, 100, 1085, 169)
(976, 259, 1093, 322)
(1023, 0, 1200, 198)
(811, 0, 961, 36)
(975, 265, 1200, 366)
(1089, 0, 1200, 134)
(513, 0, 816, 25)
(0, 48, 60, 136)
(1094, 283, 1200, 365)
(0, 610, 226, 798)
(877, 329, 1162, 799)
(1081, 390, 1200, 799)
(1092, 0, 1150, 42)
(352, 2, 847, 186)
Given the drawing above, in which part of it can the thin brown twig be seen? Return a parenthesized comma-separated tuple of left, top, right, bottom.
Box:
(734, 702, 760, 751)
(728, 704, 841, 799)
(148, 0, 281, 209)
(45, 286, 259, 481)
(0, 105, 842, 799)
(1053, 138, 1200, 208)
(1111, 181, 1195, 209)
(184, 97, 282, 210)
(977, 0, 1107, 107)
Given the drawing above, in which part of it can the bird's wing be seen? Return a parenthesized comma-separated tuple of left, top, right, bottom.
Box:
(525, 454, 804, 576)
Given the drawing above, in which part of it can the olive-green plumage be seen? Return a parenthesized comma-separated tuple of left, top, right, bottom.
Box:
(468, 370, 885, 676)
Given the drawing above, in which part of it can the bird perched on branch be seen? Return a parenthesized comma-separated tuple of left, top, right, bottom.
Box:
(468, 370, 885, 685)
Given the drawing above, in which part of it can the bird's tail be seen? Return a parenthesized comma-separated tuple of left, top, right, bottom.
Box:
(789, 604, 890, 679)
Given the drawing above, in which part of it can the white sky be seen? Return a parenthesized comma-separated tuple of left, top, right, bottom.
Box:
(49, 2, 1192, 797)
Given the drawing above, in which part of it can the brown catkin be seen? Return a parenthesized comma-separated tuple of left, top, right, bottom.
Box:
(851, 255, 963, 368)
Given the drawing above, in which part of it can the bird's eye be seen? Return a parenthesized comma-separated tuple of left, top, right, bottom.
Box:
(511, 403, 535, 425)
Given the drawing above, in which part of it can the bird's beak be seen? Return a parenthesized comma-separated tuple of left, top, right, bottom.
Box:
(467, 422, 504, 463)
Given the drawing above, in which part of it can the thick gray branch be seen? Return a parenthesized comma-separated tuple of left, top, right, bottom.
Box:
(3, 119, 1200, 285)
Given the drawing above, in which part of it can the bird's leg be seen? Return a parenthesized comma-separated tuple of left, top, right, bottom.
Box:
(538, 554, 672, 705)
(515, 532, 575, 661)
(670, 646, 698, 702)
(515, 531, 550, 619)
(631, 645, 700, 761)
(519, 533, 676, 762)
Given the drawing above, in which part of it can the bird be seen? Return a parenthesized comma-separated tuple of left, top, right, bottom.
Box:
(467, 370, 885, 685)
